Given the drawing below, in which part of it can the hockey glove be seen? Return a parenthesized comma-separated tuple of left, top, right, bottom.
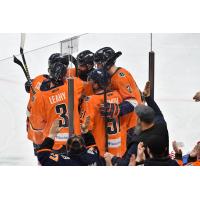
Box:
(25, 79, 33, 93)
(82, 131, 96, 148)
(100, 103, 120, 119)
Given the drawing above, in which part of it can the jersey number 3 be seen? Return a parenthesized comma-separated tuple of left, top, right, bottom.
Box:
(55, 104, 68, 127)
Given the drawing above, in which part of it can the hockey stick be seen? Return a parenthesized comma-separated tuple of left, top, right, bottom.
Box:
(103, 51, 122, 151)
(20, 33, 32, 81)
(19, 33, 35, 94)
(69, 54, 78, 77)
(67, 41, 75, 136)
(13, 55, 29, 80)
(13, 55, 36, 94)
(60, 35, 80, 137)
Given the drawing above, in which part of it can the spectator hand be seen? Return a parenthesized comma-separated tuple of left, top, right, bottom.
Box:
(143, 81, 151, 97)
(172, 141, 182, 154)
(129, 154, 136, 166)
(100, 103, 120, 119)
(25, 80, 33, 93)
(104, 152, 114, 166)
(193, 91, 200, 102)
(49, 119, 61, 140)
(136, 142, 145, 162)
(190, 144, 199, 158)
(81, 116, 90, 134)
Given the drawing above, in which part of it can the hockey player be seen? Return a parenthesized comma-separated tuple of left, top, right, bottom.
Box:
(76, 50, 95, 81)
(26, 53, 74, 153)
(104, 81, 169, 166)
(65, 50, 95, 96)
(94, 47, 142, 147)
(29, 62, 84, 152)
(80, 68, 127, 157)
(25, 53, 74, 95)
(37, 120, 104, 166)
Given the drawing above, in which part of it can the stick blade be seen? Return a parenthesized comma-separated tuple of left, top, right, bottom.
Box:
(13, 55, 23, 67)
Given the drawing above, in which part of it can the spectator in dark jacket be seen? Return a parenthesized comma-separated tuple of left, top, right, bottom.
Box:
(104, 81, 169, 166)
(128, 135, 179, 166)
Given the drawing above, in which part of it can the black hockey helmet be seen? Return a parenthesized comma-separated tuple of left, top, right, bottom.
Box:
(67, 135, 86, 155)
(77, 50, 94, 68)
(48, 53, 69, 69)
(88, 68, 110, 89)
(76, 50, 95, 81)
(94, 47, 115, 64)
(49, 62, 67, 84)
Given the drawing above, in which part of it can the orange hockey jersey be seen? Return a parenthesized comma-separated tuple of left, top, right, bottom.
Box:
(80, 90, 126, 157)
(27, 74, 49, 143)
(29, 78, 84, 149)
(110, 67, 142, 130)
(27, 74, 49, 110)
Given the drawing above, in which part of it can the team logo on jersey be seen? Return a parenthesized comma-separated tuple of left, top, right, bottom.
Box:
(126, 85, 133, 93)
(49, 153, 59, 162)
(61, 155, 70, 160)
(88, 162, 97, 166)
(118, 72, 125, 77)
(87, 149, 95, 155)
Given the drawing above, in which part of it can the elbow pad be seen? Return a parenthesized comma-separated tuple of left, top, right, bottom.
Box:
(119, 99, 138, 116)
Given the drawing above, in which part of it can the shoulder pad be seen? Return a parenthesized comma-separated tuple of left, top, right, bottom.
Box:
(43, 74, 50, 79)
(40, 80, 51, 91)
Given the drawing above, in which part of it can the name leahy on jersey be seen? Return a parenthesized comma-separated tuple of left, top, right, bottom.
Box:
(29, 78, 83, 149)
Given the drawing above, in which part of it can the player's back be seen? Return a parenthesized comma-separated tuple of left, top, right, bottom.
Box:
(30, 79, 82, 149)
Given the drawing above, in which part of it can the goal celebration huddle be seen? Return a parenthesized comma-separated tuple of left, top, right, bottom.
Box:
(20, 46, 200, 166)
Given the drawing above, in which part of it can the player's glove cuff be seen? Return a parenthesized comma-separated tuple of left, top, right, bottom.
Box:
(82, 131, 96, 148)
(25, 80, 33, 93)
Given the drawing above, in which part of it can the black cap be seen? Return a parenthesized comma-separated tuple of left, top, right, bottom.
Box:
(135, 105, 155, 123)
(67, 135, 86, 155)
(145, 135, 168, 156)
